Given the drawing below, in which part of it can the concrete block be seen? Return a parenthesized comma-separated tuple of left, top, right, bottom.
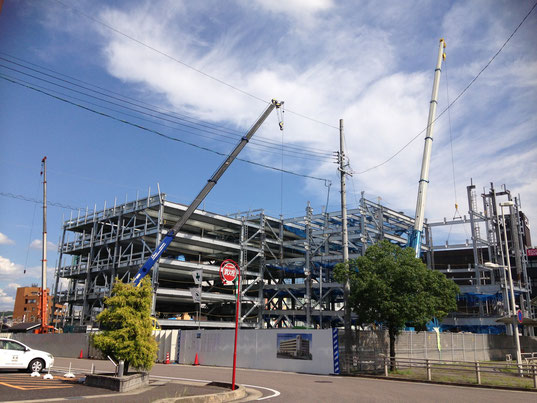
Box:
(85, 372, 149, 392)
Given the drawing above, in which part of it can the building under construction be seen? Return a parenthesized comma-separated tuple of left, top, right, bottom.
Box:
(427, 182, 534, 335)
(53, 181, 534, 334)
(53, 190, 420, 329)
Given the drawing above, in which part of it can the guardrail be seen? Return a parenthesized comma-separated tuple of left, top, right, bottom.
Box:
(381, 356, 537, 388)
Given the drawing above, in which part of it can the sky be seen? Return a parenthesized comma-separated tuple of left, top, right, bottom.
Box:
(0, 0, 536, 310)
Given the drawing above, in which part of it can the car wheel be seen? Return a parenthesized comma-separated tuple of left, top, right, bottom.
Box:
(28, 358, 45, 373)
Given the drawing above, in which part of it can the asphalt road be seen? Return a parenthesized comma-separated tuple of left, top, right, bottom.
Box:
(53, 357, 536, 402)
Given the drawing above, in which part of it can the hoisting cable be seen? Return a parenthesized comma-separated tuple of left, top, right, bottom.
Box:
(23, 167, 42, 275)
(444, 59, 469, 243)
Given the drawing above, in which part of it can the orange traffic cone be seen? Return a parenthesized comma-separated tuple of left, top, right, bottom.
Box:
(79, 349, 83, 359)
(193, 353, 200, 366)
(165, 352, 170, 364)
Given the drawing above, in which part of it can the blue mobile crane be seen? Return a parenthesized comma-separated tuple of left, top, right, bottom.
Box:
(132, 99, 283, 286)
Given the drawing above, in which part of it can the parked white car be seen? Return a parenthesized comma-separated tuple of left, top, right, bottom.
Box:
(0, 338, 54, 372)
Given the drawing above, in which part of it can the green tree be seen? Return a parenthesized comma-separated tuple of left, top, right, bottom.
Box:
(92, 277, 158, 375)
(334, 241, 459, 367)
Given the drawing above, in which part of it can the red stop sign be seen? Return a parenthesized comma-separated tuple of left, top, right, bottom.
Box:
(220, 260, 238, 283)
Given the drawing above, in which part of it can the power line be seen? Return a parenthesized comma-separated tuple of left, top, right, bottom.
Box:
(0, 60, 333, 160)
(0, 74, 331, 184)
(1, 68, 330, 163)
(54, 0, 339, 131)
(353, 1, 537, 175)
(0, 192, 81, 211)
(0, 53, 333, 157)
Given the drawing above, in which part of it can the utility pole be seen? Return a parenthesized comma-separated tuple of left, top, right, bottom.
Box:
(41, 156, 48, 333)
(339, 119, 352, 363)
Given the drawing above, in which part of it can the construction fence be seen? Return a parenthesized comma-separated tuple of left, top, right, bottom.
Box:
(3, 329, 537, 375)
(338, 330, 537, 374)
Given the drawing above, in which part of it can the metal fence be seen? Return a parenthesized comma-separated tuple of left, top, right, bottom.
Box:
(381, 356, 537, 388)
(339, 330, 537, 374)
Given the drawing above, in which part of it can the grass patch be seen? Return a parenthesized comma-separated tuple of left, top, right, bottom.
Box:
(385, 362, 536, 389)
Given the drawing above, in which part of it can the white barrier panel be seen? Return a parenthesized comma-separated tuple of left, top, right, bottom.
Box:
(154, 330, 179, 362)
(179, 328, 337, 375)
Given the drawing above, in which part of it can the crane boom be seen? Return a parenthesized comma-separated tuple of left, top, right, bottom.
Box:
(132, 99, 282, 286)
(408, 39, 446, 257)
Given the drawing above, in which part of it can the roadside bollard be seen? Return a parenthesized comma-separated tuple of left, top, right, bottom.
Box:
(533, 364, 536, 389)
(64, 362, 75, 378)
(475, 362, 481, 385)
(118, 360, 124, 378)
(384, 357, 388, 377)
(91, 363, 95, 374)
(426, 359, 431, 381)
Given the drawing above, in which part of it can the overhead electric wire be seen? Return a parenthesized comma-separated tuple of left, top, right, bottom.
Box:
(0, 62, 332, 161)
(0, 74, 331, 184)
(0, 191, 81, 211)
(0, 53, 333, 157)
(53, 0, 339, 131)
(1, 70, 328, 163)
(353, 1, 537, 175)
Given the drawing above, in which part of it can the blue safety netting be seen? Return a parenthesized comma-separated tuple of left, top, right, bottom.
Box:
(458, 292, 503, 307)
(440, 324, 506, 334)
(266, 264, 305, 274)
(283, 225, 306, 238)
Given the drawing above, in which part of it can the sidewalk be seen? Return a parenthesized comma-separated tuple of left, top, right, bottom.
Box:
(1, 370, 245, 402)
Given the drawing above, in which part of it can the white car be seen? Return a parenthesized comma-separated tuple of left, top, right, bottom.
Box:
(0, 338, 54, 372)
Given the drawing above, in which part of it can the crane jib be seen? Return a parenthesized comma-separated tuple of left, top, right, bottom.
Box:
(130, 99, 282, 286)
(132, 232, 175, 286)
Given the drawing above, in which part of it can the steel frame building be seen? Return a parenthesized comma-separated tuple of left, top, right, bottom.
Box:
(53, 191, 424, 329)
(427, 182, 534, 335)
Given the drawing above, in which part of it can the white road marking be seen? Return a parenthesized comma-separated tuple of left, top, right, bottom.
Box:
(241, 383, 280, 400)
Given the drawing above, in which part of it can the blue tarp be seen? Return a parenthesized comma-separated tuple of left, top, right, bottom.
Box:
(266, 264, 305, 274)
(440, 325, 506, 335)
(283, 225, 306, 238)
(458, 292, 503, 307)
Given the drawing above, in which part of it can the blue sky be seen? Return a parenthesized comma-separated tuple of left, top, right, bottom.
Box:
(0, 0, 536, 310)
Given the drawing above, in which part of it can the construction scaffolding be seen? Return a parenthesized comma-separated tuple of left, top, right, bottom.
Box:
(53, 191, 426, 329)
(428, 181, 534, 335)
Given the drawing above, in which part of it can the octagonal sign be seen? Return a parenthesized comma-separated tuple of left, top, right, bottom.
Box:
(220, 259, 238, 283)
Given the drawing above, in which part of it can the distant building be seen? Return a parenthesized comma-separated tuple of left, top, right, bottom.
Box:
(12, 286, 65, 326)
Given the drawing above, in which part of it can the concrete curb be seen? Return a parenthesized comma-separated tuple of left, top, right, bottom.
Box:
(153, 382, 246, 402)
(349, 373, 537, 393)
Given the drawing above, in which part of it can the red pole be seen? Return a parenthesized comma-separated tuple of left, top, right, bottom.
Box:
(231, 264, 241, 390)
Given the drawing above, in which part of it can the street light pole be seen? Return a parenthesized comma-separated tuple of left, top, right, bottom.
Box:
(500, 200, 523, 376)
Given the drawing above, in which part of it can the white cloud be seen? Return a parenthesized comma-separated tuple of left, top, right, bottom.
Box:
(29, 239, 57, 251)
(0, 256, 54, 289)
(0, 288, 15, 311)
(31, 0, 536, 245)
(0, 233, 15, 245)
(0, 256, 21, 275)
(252, 0, 333, 19)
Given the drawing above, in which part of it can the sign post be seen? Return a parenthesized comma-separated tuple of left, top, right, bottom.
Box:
(220, 259, 240, 390)
(192, 270, 203, 328)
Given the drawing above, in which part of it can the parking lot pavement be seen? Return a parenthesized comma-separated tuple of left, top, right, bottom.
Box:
(0, 370, 112, 401)
(0, 369, 236, 402)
